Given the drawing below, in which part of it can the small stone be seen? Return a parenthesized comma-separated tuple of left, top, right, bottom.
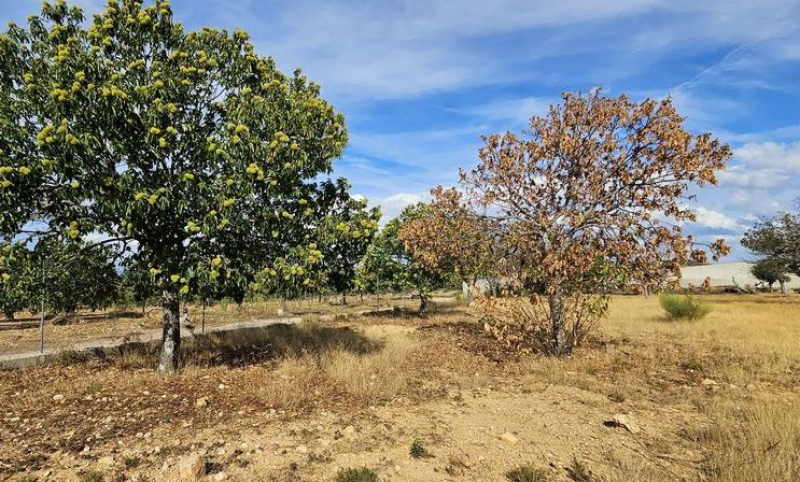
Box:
(53, 394, 65, 401)
(97, 455, 115, 468)
(195, 397, 210, 408)
(500, 432, 518, 444)
(701, 378, 718, 386)
(177, 454, 207, 481)
(213, 473, 228, 481)
(606, 414, 641, 434)
(295, 445, 309, 454)
(343, 425, 356, 436)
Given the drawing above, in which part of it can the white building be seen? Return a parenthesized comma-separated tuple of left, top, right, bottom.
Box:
(463, 261, 800, 297)
(680, 262, 800, 290)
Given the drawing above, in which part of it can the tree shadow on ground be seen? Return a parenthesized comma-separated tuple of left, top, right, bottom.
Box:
(74, 324, 382, 369)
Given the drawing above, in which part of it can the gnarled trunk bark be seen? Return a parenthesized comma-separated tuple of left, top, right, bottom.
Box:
(548, 285, 569, 357)
(158, 289, 181, 374)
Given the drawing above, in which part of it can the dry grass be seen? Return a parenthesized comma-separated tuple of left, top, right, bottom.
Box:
(245, 325, 419, 409)
(700, 399, 800, 481)
(2, 293, 800, 482)
(515, 294, 800, 482)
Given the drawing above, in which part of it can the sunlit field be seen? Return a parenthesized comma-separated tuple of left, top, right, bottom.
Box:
(2, 293, 798, 481)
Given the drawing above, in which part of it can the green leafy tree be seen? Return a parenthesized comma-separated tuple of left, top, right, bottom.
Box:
(0, 0, 347, 372)
(1, 239, 119, 319)
(742, 210, 800, 280)
(362, 205, 444, 316)
(119, 263, 160, 314)
(751, 258, 791, 293)
(29, 238, 120, 315)
(314, 181, 381, 304)
(0, 243, 34, 320)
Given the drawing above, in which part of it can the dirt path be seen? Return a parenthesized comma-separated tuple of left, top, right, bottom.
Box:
(15, 380, 701, 481)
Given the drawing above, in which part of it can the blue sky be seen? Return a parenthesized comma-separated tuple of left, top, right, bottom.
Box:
(4, 0, 800, 259)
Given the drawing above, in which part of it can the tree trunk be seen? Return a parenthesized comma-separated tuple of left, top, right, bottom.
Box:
(201, 299, 207, 334)
(4, 311, 14, 321)
(464, 277, 477, 305)
(341, 292, 347, 305)
(548, 286, 569, 356)
(768, 282, 774, 293)
(418, 292, 428, 318)
(157, 289, 181, 374)
(779, 280, 786, 294)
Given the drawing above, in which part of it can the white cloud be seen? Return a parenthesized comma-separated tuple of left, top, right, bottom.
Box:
(728, 189, 784, 214)
(717, 167, 791, 189)
(735, 141, 800, 171)
(372, 192, 428, 223)
(693, 207, 743, 231)
(189, 0, 800, 101)
(461, 96, 555, 125)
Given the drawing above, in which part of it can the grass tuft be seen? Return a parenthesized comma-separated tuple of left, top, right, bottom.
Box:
(77, 470, 104, 482)
(335, 467, 380, 482)
(506, 463, 549, 482)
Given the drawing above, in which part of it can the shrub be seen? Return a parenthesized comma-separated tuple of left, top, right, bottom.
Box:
(335, 467, 380, 482)
(409, 439, 429, 458)
(506, 463, 550, 482)
(659, 294, 712, 320)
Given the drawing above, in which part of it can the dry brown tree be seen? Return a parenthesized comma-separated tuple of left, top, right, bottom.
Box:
(399, 187, 498, 302)
(459, 91, 732, 356)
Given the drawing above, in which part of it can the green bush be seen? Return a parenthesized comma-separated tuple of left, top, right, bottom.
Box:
(335, 467, 380, 482)
(659, 294, 712, 320)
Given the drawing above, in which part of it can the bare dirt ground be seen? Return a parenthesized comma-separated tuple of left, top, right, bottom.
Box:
(1, 295, 799, 481)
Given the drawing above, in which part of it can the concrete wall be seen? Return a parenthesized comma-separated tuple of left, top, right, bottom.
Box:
(680, 262, 800, 289)
(463, 262, 800, 295)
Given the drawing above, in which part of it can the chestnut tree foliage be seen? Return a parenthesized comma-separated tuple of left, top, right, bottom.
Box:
(0, 239, 119, 319)
(458, 91, 732, 355)
(0, 243, 33, 320)
(399, 187, 496, 302)
(0, 0, 350, 372)
(361, 205, 444, 316)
